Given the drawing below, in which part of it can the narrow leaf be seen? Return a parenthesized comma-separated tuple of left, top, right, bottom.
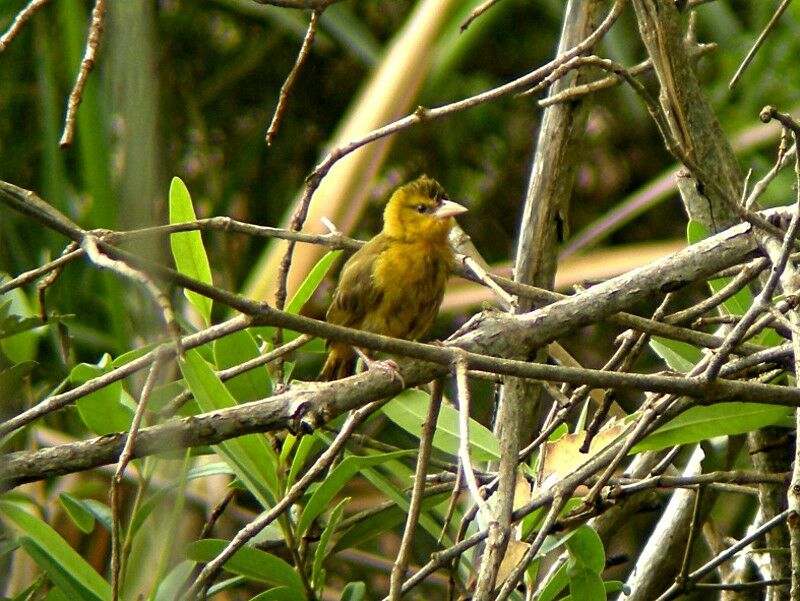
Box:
(382, 389, 500, 460)
(58, 494, 95, 534)
(1, 501, 110, 601)
(169, 176, 213, 324)
(179, 350, 280, 506)
(339, 581, 366, 601)
(213, 329, 272, 402)
(634, 402, 790, 452)
(186, 539, 304, 594)
(649, 337, 702, 373)
(312, 497, 348, 588)
(297, 450, 411, 536)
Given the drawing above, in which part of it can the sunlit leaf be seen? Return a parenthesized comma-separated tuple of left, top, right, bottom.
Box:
(382, 389, 500, 460)
(186, 539, 303, 594)
(0, 501, 110, 601)
(297, 450, 411, 536)
(169, 176, 213, 325)
(634, 402, 790, 452)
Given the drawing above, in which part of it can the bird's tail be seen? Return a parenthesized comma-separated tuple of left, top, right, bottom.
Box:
(320, 343, 357, 381)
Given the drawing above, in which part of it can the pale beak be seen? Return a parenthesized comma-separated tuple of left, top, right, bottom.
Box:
(433, 200, 468, 219)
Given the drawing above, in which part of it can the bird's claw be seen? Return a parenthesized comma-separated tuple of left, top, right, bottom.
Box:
(368, 358, 405, 387)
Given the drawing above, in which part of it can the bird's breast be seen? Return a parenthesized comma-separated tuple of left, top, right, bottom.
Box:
(367, 240, 452, 340)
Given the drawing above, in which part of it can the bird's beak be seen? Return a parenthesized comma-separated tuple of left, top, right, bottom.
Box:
(434, 200, 468, 219)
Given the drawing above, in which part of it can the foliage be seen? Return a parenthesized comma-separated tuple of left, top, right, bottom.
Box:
(3, 0, 800, 600)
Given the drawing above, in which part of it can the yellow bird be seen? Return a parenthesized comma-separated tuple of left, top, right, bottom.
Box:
(320, 175, 468, 380)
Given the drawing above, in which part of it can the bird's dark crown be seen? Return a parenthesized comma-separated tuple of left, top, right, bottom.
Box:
(404, 175, 448, 203)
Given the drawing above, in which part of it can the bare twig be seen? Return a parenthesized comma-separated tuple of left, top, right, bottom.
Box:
(664, 258, 767, 325)
(59, 0, 107, 148)
(729, 0, 792, 90)
(266, 9, 320, 145)
(654, 510, 791, 601)
(183, 399, 385, 601)
(460, 0, 504, 31)
(81, 233, 183, 355)
(454, 353, 491, 517)
(389, 381, 443, 600)
(0, 0, 51, 52)
(111, 353, 165, 601)
(537, 43, 716, 107)
(251, 0, 341, 7)
(157, 334, 313, 417)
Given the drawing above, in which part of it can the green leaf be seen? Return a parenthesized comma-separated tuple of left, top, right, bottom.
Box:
(686, 219, 709, 245)
(253, 250, 341, 351)
(58, 494, 95, 534)
(634, 402, 791, 452)
(382, 389, 500, 460)
(179, 350, 281, 506)
(688, 219, 754, 317)
(297, 450, 412, 536)
(80, 500, 113, 533)
(213, 329, 272, 402)
(339, 581, 366, 601)
(0, 288, 42, 363)
(70, 357, 133, 435)
(128, 463, 234, 539)
(169, 176, 213, 325)
(0, 501, 110, 601)
(153, 560, 194, 601)
(312, 497, 348, 589)
(566, 525, 605, 573)
(186, 539, 304, 594)
(561, 581, 625, 600)
(355, 456, 447, 546)
(249, 588, 299, 601)
(333, 490, 449, 552)
(649, 337, 702, 373)
(535, 559, 569, 601)
(287, 250, 342, 315)
(287, 433, 320, 488)
(0, 361, 37, 407)
(566, 564, 605, 601)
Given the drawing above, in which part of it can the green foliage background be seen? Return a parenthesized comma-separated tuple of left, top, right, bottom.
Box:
(3, 0, 800, 599)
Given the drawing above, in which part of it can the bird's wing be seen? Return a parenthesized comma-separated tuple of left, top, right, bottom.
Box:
(325, 235, 388, 329)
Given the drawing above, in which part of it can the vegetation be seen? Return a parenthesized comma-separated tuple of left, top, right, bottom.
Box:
(3, 0, 800, 599)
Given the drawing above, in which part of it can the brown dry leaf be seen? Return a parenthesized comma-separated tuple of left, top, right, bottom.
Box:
(496, 539, 532, 584)
(539, 420, 626, 486)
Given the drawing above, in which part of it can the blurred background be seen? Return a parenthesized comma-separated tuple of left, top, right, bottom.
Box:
(2, 0, 798, 364)
(2, 1, 800, 597)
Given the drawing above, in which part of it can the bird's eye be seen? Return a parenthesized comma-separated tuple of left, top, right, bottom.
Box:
(416, 204, 427, 213)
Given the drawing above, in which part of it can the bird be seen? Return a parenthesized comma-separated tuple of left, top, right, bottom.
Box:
(320, 175, 468, 380)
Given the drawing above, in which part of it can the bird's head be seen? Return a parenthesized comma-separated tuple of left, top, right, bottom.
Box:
(382, 175, 468, 242)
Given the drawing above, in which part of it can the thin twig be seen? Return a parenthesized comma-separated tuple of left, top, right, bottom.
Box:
(389, 381, 443, 600)
(664, 258, 767, 325)
(266, 9, 320, 145)
(460, 0, 504, 31)
(157, 334, 313, 417)
(0, 0, 51, 52)
(81, 233, 183, 355)
(704, 192, 800, 379)
(183, 399, 384, 601)
(59, 0, 107, 148)
(110, 352, 165, 601)
(454, 353, 491, 517)
(676, 487, 703, 587)
(0, 315, 252, 437)
(729, 0, 792, 90)
(0, 247, 83, 295)
(537, 43, 715, 107)
(654, 510, 791, 601)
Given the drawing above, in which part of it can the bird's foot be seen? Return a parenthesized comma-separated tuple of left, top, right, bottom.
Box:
(367, 358, 405, 388)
